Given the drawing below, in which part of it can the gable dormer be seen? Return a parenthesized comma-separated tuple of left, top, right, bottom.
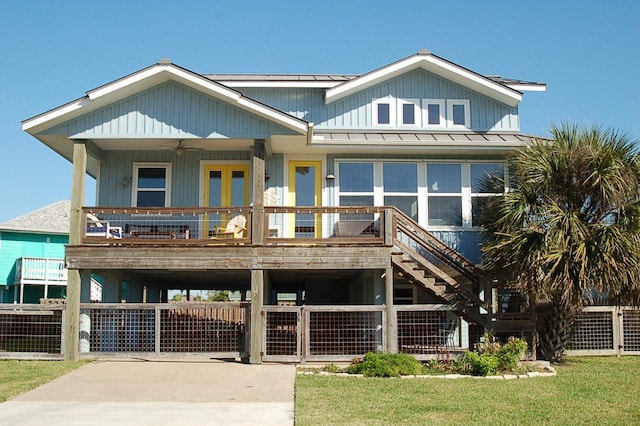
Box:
(322, 50, 530, 132)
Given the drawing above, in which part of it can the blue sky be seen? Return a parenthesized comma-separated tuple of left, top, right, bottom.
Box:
(0, 0, 638, 223)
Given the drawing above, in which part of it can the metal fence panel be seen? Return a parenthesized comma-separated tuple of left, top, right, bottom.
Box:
(305, 306, 384, 361)
(567, 307, 618, 356)
(395, 306, 460, 359)
(80, 307, 156, 353)
(263, 307, 301, 362)
(0, 306, 64, 354)
(622, 308, 640, 354)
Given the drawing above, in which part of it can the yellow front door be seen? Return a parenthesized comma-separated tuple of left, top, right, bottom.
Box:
(288, 161, 322, 238)
(204, 165, 250, 235)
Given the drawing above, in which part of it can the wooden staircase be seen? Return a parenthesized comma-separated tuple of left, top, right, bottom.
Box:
(390, 208, 535, 334)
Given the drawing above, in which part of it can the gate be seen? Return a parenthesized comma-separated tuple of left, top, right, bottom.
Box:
(263, 305, 385, 362)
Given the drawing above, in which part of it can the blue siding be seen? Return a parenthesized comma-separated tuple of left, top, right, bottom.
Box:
(241, 69, 518, 132)
(430, 230, 485, 265)
(0, 232, 68, 286)
(44, 81, 298, 139)
(98, 150, 252, 206)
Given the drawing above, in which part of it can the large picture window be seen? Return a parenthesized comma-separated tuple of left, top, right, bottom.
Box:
(132, 163, 171, 207)
(335, 160, 505, 229)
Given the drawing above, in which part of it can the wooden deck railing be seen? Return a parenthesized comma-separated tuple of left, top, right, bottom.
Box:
(81, 206, 390, 246)
(15, 257, 67, 284)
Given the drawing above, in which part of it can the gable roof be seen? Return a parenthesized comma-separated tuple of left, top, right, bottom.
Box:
(0, 200, 70, 235)
(324, 50, 524, 107)
(22, 60, 309, 136)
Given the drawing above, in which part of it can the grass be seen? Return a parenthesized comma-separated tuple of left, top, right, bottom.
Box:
(0, 360, 88, 402)
(295, 357, 640, 425)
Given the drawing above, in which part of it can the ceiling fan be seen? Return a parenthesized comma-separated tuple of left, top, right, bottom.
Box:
(158, 140, 204, 155)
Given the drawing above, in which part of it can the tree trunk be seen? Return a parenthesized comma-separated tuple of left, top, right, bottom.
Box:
(536, 299, 576, 362)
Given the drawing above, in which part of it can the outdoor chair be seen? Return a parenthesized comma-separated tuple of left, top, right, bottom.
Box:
(86, 213, 122, 239)
(212, 214, 247, 239)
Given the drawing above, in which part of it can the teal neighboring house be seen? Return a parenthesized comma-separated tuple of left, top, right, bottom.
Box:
(0, 200, 71, 303)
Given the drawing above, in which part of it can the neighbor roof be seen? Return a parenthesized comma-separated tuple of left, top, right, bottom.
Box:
(0, 200, 70, 235)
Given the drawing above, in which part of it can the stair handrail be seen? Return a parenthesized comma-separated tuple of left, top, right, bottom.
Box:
(390, 207, 480, 282)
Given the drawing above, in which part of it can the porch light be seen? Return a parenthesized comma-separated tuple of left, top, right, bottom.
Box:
(325, 174, 335, 180)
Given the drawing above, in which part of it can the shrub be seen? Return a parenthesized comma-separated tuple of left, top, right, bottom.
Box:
(496, 337, 528, 371)
(463, 351, 500, 376)
(462, 335, 528, 376)
(347, 352, 424, 377)
(323, 363, 343, 373)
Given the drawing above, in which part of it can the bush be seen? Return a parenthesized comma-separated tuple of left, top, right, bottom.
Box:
(463, 351, 500, 376)
(347, 352, 425, 377)
(462, 335, 528, 376)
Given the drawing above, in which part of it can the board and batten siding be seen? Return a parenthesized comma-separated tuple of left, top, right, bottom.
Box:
(98, 150, 251, 207)
(240, 69, 519, 132)
(44, 81, 298, 139)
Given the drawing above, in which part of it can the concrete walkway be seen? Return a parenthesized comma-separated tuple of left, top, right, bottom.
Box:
(0, 360, 296, 425)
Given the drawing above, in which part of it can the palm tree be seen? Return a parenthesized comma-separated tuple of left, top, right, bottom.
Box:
(480, 124, 640, 361)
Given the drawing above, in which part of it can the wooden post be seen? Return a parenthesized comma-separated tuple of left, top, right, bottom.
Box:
(384, 208, 394, 246)
(250, 269, 264, 363)
(385, 267, 397, 353)
(252, 140, 265, 246)
(65, 139, 87, 361)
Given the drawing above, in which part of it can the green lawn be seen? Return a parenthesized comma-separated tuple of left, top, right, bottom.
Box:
(0, 360, 88, 402)
(295, 357, 640, 425)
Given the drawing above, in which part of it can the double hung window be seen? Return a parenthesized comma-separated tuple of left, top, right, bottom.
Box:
(132, 163, 171, 207)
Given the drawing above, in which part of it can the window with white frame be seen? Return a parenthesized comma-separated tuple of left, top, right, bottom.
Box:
(423, 99, 445, 127)
(336, 160, 505, 229)
(447, 100, 470, 127)
(470, 163, 505, 226)
(426, 163, 462, 227)
(372, 97, 396, 126)
(132, 163, 171, 207)
(383, 162, 418, 220)
(398, 99, 420, 126)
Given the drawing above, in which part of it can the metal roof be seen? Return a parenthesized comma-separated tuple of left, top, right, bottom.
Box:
(205, 74, 544, 87)
(0, 200, 70, 235)
(312, 131, 539, 144)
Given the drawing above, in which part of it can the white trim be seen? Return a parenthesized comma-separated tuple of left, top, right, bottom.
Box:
(397, 99, 421, 127)
(447, 99, 471, 128)
(505, 83, 547, 92)
(422, 99, 445, 127)
(326, 54, 522, 107)
(372, 97, 396, 127)
(23, 63, 308, 135)
(131, 162, 172, 207)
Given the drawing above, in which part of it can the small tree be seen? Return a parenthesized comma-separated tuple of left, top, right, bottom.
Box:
(480, 124, 640, 361)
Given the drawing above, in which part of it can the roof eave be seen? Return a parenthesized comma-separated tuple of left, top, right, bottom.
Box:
(325, 52, 522, 107)
(23, 62, 309, 136)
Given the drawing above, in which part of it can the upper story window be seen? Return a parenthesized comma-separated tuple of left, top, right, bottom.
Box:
(447, 100, 470, 128)
(132, 163, 172, 207)
(372, 97, 469, 129)
(398, 99, 420, 126)
(373, 97, 396, 126)
(423, 99, 445, 127)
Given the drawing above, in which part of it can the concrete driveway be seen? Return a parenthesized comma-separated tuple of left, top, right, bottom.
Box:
(0, 359, 296, 425)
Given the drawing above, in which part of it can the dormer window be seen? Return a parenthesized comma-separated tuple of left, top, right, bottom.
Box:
(399, 99, 420, 126)
(373, 97, 396, 126)
(447, 100, 470, 127)
(423, 100, 445, 126)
